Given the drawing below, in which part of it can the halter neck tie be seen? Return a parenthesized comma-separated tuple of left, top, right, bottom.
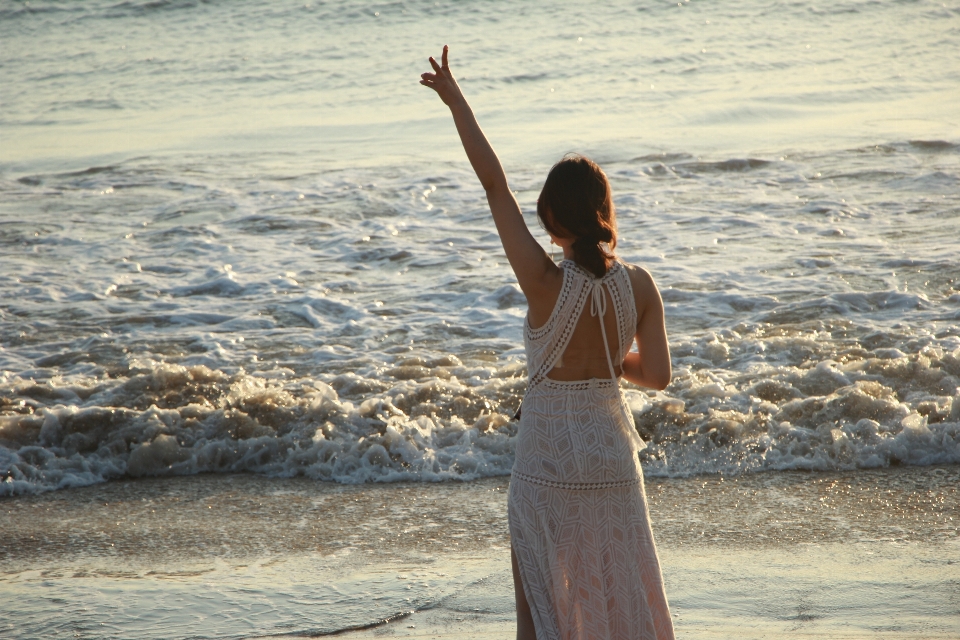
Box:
(590, 280, 619, 381)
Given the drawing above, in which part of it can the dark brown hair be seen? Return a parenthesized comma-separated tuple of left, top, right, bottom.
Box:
(537, 154, 617, 278)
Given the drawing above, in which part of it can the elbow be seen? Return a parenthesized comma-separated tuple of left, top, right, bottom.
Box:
(629, 370, 670, 392)
(651, 366, 672, 391)
(482, 176, 510, 198)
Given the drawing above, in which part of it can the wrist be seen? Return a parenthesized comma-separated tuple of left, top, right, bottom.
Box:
(447, 95, 470, 113)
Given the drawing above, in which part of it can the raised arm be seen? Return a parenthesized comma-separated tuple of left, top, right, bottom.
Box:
(621, 266, 672, 390)
(420, 46, 556, 298)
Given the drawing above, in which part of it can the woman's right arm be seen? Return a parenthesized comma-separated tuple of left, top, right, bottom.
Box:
(621, 266, 671, 390)
(420, 46, 559, 301)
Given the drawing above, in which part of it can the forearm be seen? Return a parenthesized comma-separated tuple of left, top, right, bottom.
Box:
(448, 100, 508, 194)
(621, 352, 648, 387)
(446, 97, 545, 288)
(621, 350, 671, 391)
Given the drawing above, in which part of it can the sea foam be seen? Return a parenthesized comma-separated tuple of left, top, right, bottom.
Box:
(3, 328, 959, 495)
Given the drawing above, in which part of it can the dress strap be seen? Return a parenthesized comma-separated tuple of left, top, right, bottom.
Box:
(589, 280, 619, 382)
(526, 264, 591, 391)
(591, 270, 647, 452)
(528, 263, 619, 391)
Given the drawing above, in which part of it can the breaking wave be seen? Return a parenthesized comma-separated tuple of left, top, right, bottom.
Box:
(3, 328, 958, 495)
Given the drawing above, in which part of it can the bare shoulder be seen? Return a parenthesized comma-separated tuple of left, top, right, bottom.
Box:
(525, 260, 565, 329)
(620, 261, 664, 324)
(621, 261, 661, 300)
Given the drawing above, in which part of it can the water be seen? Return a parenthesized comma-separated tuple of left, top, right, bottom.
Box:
(1, 1, 959, 634)
(3, 470, 959, 639)
(2, 0, 959, 495)
(1, 475, 517, 638)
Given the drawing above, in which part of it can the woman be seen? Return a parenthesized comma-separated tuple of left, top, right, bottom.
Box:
(421, 46, 675, 640)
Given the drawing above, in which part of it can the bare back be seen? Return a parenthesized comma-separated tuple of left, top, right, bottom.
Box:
(523, 260, 635, 389)
(526, 260, 669, 390)
(546, 284, 624, 380)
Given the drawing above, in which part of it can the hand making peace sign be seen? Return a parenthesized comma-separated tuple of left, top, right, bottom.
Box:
(419, 45, 466, 107)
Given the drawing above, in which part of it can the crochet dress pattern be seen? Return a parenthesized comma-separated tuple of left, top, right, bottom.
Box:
(508, 259, 675, 640)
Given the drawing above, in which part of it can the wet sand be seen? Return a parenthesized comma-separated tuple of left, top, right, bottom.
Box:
(2, 466, 958, 639)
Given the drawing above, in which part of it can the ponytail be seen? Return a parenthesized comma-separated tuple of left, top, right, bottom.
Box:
(572, 236, 615, 280)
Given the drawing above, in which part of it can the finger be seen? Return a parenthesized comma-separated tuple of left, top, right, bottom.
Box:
(420, 80, 441, 94)
(441, 45, 449, 69)
(429, 56, 442, 73)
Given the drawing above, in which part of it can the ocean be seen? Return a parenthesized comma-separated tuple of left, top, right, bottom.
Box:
(1, 0, 959, 637)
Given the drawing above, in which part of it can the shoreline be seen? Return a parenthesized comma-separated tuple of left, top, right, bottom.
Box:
(3, 466, 958, 639)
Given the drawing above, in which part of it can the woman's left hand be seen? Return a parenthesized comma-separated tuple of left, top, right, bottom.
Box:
(420, 45, 466, 108)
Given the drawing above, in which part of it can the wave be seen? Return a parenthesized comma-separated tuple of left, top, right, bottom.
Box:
(3, 330, 958, 495)
(0, 363, 522, 496)
(908, 140, 958, 151)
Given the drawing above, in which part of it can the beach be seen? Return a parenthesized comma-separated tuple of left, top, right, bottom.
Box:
(2, 0, 959, 637)
(3, 466, 958, 638)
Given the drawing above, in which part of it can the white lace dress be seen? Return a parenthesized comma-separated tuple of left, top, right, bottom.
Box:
(508, 259, 675, 640)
